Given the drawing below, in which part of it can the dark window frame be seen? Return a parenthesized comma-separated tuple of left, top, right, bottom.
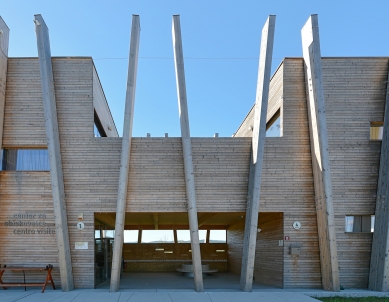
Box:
(94, 110, 107, 137)
(266, 109, 281, 131)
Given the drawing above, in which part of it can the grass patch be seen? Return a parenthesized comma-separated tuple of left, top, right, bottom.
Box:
(316, 297, 389, 302)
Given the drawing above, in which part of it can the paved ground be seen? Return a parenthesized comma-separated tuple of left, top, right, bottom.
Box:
(2, 272, 389, 301)
(95, 272, 273, 290)
(0, 289, 321, 302)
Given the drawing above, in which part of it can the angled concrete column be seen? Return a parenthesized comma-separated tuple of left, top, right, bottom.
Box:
(301, 14, 339, 292)
(0, 17, 9, 150)
(34, 14, 74, 291)
(240, 15, 276, 292)
(110, 15, 140, 292)
(369, 65, 389, 292)
(172, 15, 203, 292)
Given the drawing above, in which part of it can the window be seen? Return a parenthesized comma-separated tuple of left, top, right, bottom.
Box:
(345, 215, 375, 233)
(0, 149, 49, 171)
(124, 230, 139, 243)
(141, 230, 174, 243)
(266, 109, 281, 137)
(94, 110, 107, 137)
(209, 230, 226, 243)
(177, 230, 207, 243)
(370, 122, 383, 140)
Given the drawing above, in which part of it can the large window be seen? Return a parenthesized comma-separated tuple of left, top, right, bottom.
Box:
(209, 230, 226, 243)
(176, 230, 206, 243)
(0, 149, 49, 171)
(345, 215, 375, 233)
(124, 230, 139, 243)
(141, 230, 174, 243)
(266, 109, 281, 137)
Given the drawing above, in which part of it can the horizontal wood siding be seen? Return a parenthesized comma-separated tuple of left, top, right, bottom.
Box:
(192, 138, 251, 212)
(322, 58, 389, 289)
(123, 243, 227, 272)
(3, 59, 46, 146)
(279, 59, 321, 288)
(255, 212, 283, 288)
(227, 225, 244, 275)
(126, 138, 251, 213)
(0, 172, 60, 284)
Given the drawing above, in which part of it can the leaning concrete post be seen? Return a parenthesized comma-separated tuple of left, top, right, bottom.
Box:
(301, 14, 340, 291)
(369, 65, 389, 291)
(34, 14, 74, 291)
(172, 15, 204, 292)
(110, 15, 140, 292)
(0, 17, 9, 150)
(240, 15, 276, 292)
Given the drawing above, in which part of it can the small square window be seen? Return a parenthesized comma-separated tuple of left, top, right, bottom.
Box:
(345, 215, 374, 233)
(370, 122, 383, 140)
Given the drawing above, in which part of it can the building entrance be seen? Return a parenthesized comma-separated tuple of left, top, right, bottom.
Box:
(94, 212, 284, 290)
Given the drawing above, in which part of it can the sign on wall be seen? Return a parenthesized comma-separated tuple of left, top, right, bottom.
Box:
(2, 212, 56, 235)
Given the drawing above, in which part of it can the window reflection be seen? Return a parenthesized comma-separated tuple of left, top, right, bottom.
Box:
(1, 149, 50, 171)
(345, 215, 374, 233)
(266, 109, 281, 137)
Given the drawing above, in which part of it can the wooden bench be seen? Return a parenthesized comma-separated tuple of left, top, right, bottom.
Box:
(0, 264, 55, 293)
(176, 264, 218, 275)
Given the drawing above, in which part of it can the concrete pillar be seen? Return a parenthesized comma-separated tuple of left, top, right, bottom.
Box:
(369, 64, 389, 291)
(301, 14, 339, 291)
(0, 17, 9, 150)
(110, 15, 140, 292)
(34, 14, 74, 291)
(240, 15, 276, 292)
(172, 15, 204, 292)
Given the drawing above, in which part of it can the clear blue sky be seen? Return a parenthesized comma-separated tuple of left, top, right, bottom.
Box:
(2, 1, 388, 137)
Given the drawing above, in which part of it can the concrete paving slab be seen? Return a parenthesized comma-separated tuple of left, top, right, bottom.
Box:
(168, 292, 212, 302)
(275, 292, 320, 301)
(17, 291, 73, 302)
(127, 292, 173, 302)
(71, 292, 121, 302)
(208, 292, 286, 302)
(0, 291, 36, 302)
(118, 292, 136, 302)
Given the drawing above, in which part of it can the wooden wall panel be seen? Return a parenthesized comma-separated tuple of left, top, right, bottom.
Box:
(227, 227, 244, 275)
(322, 58, 389, 289)
(192, 138, 251, 212)
(3, 59, 46, 146)
(125, 138, 252, 213)
(255, 213, 283, 288)
(0, 172, 60, 284)
(123, 243, 227, 272)
(92, 65, 118, 137)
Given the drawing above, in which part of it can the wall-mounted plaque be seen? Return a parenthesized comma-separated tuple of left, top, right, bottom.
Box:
(75, 242, 88, 250)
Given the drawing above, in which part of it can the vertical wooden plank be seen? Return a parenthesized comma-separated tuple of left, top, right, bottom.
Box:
(0, 17, 9, 150)
(110, 15, 140, 292)
(369, 64, 389, 292)
(301, 14, 339, 292)
(240, 15, 276, 292)
(34, 14, 74, 291)
(172, 15, 204, 292)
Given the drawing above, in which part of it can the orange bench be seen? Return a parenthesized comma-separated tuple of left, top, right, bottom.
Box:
(0, 264, 55, 293)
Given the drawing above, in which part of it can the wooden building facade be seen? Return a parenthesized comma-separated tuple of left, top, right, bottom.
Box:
(0, 14, 388, 292)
